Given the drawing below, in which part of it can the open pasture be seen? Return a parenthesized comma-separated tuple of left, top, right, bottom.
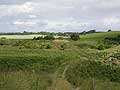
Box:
(0, 31, 120, 90)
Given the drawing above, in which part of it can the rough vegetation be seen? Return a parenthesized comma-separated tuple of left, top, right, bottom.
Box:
(0, 31, 120, 90)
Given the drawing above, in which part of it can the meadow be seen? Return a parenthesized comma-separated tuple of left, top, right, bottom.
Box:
(0, 35, 68, 39)
(0, 31, 120, 90)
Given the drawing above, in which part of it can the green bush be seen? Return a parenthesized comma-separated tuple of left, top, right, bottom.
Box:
(111, 53, 120, 60)
(33, 36, 36, 40)
(70, 34, 80, 41)
(104, 35, 120, 45)
(0, 37, 7, 39)
(46, 44, 52, 49)
(97, 44, 105, 50)
(97, 44, 112, 50)
(44, 35, 55, 40)
(33, 36, 44, 40)
(65, 60, 120, 87)
(108, 29, 112, 32)
(60, 44, 65, 50)
(0, 55, 65, 73)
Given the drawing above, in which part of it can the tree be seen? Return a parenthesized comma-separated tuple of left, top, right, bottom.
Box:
(108, 29, 112, 32)
(44, 35, 55, 40)
(81, 31, 86, 35)
(70, 34, 80, 41)
(33, 36, 44, 40)
(23, 31, 27, 33)
(87, 30, 96, 34)
(33, 37, 37, 40)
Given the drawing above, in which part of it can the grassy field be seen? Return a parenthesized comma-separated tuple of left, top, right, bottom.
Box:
(0, 35, 44, 39)
(81, 31, 120, 41)
(0, 31, 120, 90)
(0, 35, 68, 39)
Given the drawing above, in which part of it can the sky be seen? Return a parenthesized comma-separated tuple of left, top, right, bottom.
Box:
(0, 0, 120, 32)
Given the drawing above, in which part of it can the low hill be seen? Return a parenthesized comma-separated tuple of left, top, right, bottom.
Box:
(81, 31, 120, 41)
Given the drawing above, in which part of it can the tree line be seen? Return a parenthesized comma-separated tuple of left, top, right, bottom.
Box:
(0, 30, 99, 36)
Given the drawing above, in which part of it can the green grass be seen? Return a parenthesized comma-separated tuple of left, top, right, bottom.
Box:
(0, 35, 68, 39)
(0, 31, 120, 90)
(81, 31, 120, 41)
(0, 71, 52, 90)
(0, 35, 45, 39)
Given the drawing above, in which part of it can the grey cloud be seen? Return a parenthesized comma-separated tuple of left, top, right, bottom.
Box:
(0, 0, 120, 32)
(0, 0, 30, 4)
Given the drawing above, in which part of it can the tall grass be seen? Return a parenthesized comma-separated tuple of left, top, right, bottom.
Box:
(0, 31, 120, 90)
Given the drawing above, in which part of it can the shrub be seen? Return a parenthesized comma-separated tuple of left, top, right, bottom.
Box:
(46, 44, 52, 49)
(104, 35, 120, 45)
(87, 30, 96, 33)
(37, 36, 44, 40)
(111, 53, 120, 60)
(44, 35, 55, 40)
(108, 29, 112, 32)
(65, 60, 120, 87)
(70, 34, 80, 41)
(97, 44, 111, 50)
(0, 37, 7, 39)
(33, 36, 44, 40)
(60, 44, 66, 50)
(33, 37, 37, 40)
(97, 44, 105, 50)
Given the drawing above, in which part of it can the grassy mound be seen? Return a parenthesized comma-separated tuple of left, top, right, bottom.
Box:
(81, 31, 120, 41)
